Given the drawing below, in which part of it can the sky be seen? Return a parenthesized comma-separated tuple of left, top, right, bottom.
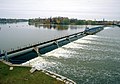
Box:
(0, 0, 120, 20)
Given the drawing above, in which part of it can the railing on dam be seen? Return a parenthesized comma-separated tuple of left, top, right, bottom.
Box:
(0, 26, 104, 64)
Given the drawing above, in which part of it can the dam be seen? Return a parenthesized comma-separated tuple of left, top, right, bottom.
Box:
(0, 26, 104, 64)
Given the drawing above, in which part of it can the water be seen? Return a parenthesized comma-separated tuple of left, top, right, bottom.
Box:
(1, 22, 120, 84)
(23, 26, 120, 84)
(0, 22, 89, 52)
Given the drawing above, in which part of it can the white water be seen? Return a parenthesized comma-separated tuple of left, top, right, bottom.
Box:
(22, 26, 120, 84)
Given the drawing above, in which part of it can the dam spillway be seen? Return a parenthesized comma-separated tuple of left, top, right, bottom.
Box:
(0, 26, 104, 64)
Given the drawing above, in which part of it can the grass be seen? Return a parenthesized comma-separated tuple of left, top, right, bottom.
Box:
(0, 61, 64, 84)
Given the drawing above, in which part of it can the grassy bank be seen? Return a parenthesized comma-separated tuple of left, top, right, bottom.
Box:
(0, 61, 64, 84)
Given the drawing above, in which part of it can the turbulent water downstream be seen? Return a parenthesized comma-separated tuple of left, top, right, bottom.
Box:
(23, 26, 120, 84)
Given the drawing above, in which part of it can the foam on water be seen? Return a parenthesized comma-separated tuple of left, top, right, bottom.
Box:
(104, 27, 112, 30)
(22, 57, 57, 69)
(43, 37, 92, 58)
(22, 27, 120, 84)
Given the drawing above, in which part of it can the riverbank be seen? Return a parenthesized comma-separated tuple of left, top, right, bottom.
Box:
(0, 60, 64, 84)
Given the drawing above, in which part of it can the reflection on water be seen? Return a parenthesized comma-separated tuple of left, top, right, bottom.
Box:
(0, 22, 88, 52)
(28, 22, 85, 30)
(28, 22, 99, 31)
(33, 24, 69, 30)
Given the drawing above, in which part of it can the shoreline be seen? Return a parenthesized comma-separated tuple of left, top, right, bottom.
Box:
(1, 60, 76, 84)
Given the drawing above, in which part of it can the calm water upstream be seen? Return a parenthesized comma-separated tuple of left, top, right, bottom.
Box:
(23, 25, 120, 84)
(0, 22, 90, 52)
(0, 22, 120, 84)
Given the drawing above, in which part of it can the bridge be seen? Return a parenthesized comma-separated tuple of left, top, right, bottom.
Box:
(0, 26, 104, 64)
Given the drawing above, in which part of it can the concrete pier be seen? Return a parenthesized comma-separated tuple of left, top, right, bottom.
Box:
(33, 47, 41, 56)
(66, 36, 71, 42)
(54, 41, 59, 48)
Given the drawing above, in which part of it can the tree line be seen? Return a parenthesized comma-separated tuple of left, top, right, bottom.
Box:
(29, 17, 114, 25)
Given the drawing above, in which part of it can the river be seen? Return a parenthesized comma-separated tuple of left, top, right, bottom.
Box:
(0, 22, 120, 84)
(23, 25, 120, 84)
(0, 22, 90, 52)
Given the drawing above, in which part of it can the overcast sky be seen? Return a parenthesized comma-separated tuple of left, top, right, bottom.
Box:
(0, 0, 120, 20)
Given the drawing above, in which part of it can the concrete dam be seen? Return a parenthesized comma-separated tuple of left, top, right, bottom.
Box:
(0, 26, 104, 64)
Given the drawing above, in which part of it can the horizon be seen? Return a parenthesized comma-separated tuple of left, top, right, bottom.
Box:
(0, 0, 120, 21)
(0, 17, 119, 21)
